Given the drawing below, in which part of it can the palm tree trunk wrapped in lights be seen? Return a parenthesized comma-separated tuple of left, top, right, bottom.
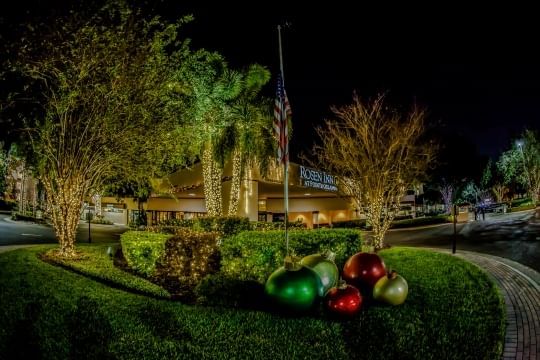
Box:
(227, 149, 242, 216)
(202, 145, 223, 216)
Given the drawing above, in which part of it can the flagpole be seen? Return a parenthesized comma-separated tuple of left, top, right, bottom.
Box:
(277, 24, 289, 257)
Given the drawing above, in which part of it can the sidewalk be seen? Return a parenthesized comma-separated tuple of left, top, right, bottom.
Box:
(429, 248, 540, 360)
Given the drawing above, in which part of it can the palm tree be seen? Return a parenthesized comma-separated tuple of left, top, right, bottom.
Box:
(176, 51, 243, 216)
(221, 65, 275, 216)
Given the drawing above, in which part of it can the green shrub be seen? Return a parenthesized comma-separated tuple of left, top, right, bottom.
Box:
(389, 214, 451, 229)
(251, 220, 306, 231)
(508, 203, 536, 212)
(153, 229, 220, 296)
(10, 212, 45, 223)
(331, 219, 367, 229)
(0, 199, 16, 210)
(154, 216, 251, 237)
(221, 229, 361, 283)
(511, 197, 532, 207)
(120, 231, 172, 277)
(90, 215, 113, 225)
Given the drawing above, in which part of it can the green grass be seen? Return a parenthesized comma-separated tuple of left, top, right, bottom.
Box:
(44, 244, 170, 299)
(0, 246, 505, 359)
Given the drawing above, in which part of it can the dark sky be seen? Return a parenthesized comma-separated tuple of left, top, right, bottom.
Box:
(2, 1, 539, 163)
(170, 3, 540, 161)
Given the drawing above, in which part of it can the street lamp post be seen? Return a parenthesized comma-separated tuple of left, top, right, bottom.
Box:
(86, 205, 93, 243)
(516, 140, 532, 200)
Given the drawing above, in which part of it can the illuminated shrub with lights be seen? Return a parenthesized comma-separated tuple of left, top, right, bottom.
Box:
(251, 220, 306, 231)
(120, 231, 172, 277)
(220, 229, 361, 283)
(153, 229, 220, 295)
(154, 216, 251, 237)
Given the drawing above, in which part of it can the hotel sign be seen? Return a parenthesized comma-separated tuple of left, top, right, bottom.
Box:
(299, 166, 338, 192)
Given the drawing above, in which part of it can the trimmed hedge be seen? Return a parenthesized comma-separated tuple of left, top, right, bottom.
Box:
(511, 197, 533, 207)
(0, 199, 16, 210)
(331, 219, 367, 229)
(153, 229, 220, 297)
(508, 203, 537, 212)
(389, 214, 451, 228)
(153, 216, 251, 237)
(220, 229, 361, 283)
(120, 231, 172, 277)
(251, 220, 306, 231)
(332, 215, 451, 230)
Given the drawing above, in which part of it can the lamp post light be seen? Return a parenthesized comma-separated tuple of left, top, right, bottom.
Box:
(86, 204, 93, 243)
(516, 140, 532, 199)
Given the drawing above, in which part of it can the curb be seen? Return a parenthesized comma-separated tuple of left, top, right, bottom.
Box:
(423, 247, 540, 359)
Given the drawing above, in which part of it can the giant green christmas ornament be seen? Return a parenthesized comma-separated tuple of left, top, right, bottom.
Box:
(300, 252, 339, 296)
(265, 258, 322, 312)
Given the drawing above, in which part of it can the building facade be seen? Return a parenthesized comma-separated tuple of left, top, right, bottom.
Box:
(90, 162, 422, 227)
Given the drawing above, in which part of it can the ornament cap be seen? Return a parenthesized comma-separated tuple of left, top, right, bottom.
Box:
(284, 256, 302, 271)
(322, 250, 336, 262)
(338, 278, 348, 289)
(389, 270, 398, 279)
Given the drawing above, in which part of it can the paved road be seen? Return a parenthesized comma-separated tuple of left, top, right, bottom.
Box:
(2, 210, 539, 272)
(0, 213, 128, 246)
(384, 209, 540, 272)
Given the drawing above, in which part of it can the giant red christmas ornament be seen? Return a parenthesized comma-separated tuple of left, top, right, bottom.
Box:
(342, 252, 387, 290)
(325, 281, 363, 316)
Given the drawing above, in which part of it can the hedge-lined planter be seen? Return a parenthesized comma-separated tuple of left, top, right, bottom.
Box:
(220, 229, 362, 283)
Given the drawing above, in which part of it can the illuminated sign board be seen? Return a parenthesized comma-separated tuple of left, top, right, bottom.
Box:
(299, 166, 338, 192)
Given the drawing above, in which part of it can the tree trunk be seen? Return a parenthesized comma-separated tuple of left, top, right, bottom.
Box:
(367, 201, 391, 250)
(43, 177, 85, 257)
(202, 144, 223, 216)
(228, 148, 242, 216)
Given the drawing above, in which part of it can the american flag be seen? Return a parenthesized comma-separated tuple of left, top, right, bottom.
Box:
(273, 75, 291, 165)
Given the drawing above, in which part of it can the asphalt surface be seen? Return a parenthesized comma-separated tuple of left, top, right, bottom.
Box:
(384, 208, 540, 272)
(0, 213, 128, 245)
(1, 210, 539, 272)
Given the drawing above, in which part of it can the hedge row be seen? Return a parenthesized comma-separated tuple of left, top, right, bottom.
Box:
(332, 215, 451, 230)
(389, 214, 451, 228)
(220, 229, 362, 283)
(154, 216, 251, 236)
(508, 203, 537, 212)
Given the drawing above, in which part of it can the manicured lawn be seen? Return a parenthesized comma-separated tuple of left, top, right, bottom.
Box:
(0, 246, 505, 359)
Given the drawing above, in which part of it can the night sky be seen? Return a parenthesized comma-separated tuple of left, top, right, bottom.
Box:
(2, 1, 539, 164)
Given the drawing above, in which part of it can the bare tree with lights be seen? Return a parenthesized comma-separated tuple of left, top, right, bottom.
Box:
(437, 179, 454, 214)
(6, 6, 194, 257)
(313, 95, 436, 250)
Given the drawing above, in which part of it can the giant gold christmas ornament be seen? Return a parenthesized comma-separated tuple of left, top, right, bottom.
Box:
(373, 270, 408, 305)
